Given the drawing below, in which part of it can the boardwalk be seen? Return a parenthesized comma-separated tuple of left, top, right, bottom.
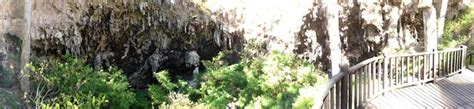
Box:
(317, 47, 470, 109)
(365, 68, 474, 108)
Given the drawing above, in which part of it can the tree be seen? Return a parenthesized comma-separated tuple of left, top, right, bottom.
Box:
(322, 0, 342, 77)
(437, 0, 449, 40)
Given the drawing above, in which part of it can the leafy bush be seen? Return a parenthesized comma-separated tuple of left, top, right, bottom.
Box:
(147, 70, 205, 108)
(145, 50, 328, 108)
(440, 6, 474, 49)
(29, 54, 136, 108)
(197, 51, 328, 108)
(29, 48, 328, 108)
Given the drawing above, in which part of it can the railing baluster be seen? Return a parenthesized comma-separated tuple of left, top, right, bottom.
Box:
(361, 66, 367, 103)
(341, 75, 348, 109)
(455, 50, 458, 72)
(460, 48, 463, 70)
(324, 97, 329, 109)
(348, 74, 353, 109)
(445, 51, 448, 74)
(458, 50, 462, 71)
(459, 50, 462, 71)
(442, 52, 446, 76)
(336, 81, 341, 109)
(445, 52, 448, 75)
(417, 55, 421, 82)
(330, 86, 337, 109)
(455, 51, 458, 72)
(460, 48, 462, 70)
(454, 50, 457, 72)
(430, 53, 434, 79)
(372, 61, 376, 96)
(357, 70, 363, 106)
(431, 49, 438, 82)
(383, 55, 388, 94)
(368, 63, 372, 99)
(354, 74, 357, 109)
(411, 56, 415, 83)
(448, 51, 451, 74)
(431, 53, 435, 79)
(438, 52, 441, 76)
(354, 71, 360, 106)
(425, 54, 429, 80)
(436, 52, 440, 77)
(450, 51, 453, 74)
(402, 57, 405, 84)
(378, 59, 382, 93)
(462, 46, 466, 69)
(390, 57, 394, 87)
(395, 57, 399, 85)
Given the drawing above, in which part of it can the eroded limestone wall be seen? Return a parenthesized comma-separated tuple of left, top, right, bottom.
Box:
(0, 0, 470, 87)
(198, 0, 469, 70)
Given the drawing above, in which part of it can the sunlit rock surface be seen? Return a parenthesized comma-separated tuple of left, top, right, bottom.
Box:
(0, 0, 470, 88)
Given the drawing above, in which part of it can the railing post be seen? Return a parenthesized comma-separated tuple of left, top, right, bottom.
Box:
(340, 62, 349, 109)
(383, 53, 388, 95)
(433, 49, 438, 83)
(461, 45, 466, 71)
(341, 76, 348, 109)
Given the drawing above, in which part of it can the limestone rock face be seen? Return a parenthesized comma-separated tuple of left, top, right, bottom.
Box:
(0, 0, 470, 87)
(27, 1, 244, 88)
(185, 51, 200, 68)
(0, 33, 22, 89)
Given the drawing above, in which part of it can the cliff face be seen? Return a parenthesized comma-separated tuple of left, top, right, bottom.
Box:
(197, 0, 468, 70)
(0, 0, 470, 88)
(28, 1, 244, 88)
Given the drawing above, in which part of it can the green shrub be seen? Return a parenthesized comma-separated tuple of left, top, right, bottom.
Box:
(29, 54, 136, 108)
(29, 47, 328, 108)
(146, 50, 328, 108)
(198, 51, 328, 108)
(440, 6, 474, 49)
(148, 70, 204, 108)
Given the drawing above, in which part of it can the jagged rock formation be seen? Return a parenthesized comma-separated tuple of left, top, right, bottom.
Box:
(0, 0, 470, 89)
(201, 0, 468, 70)
(29, 1, 243, 88)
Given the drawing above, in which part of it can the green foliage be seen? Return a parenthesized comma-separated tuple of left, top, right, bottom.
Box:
(145, 50, 327, 108)
(198, 51, 328, 108)
(0, 89, 19, 109)
(440, 6, 474, 49)
(29, 54, 136, 108)
(0, 68, 14, 88)
(29, 47, 328, 108)
(292, 96, 314, 109)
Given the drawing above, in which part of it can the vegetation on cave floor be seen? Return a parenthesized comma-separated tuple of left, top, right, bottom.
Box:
(27, 48, 328, 108)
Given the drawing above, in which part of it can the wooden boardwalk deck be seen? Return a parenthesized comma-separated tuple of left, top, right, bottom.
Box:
(365, 69, 474, 108)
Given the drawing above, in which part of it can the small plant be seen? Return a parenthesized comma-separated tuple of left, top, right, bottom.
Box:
(28, 54, 136, 108)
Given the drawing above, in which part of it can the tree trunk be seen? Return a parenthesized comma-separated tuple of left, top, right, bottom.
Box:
(423, 7, 437, 52)
(437, 0, 449, 40)
(323, 0, 342, 77)
(421, 0, 438, 80)
(20, 0, 32, 98)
